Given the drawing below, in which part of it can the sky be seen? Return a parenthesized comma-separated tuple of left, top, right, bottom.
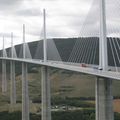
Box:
(0, 0, 120, 49)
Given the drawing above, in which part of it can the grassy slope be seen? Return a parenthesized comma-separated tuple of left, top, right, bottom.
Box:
(0, 68, 120, 114)
(51, 70, 120, 97)
(0, 69, 120, 101)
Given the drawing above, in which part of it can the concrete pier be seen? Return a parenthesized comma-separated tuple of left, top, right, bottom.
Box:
(96, 77, 114, 120)
(10, 61, 16, 104)
(41, 66, 51, 120)
(22, 62, 29, 120)
(2, 60, 7, 93)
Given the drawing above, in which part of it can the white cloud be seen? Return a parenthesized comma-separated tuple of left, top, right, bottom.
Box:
(0, 0, 120, 50)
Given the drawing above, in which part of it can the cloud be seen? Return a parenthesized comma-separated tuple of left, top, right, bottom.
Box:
(41, 0, 56, 2)
(0, 0, 22, 9)
(16, 8, 41, 17)
(0, 0, 119, 50)
(0, 0, 19, 5)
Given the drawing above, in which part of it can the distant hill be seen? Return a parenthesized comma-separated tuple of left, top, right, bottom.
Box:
(3, 37, 120, 66)
(1, 37, 120, 99)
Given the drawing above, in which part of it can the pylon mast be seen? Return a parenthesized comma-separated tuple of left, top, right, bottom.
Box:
(99, 0, 108, 70)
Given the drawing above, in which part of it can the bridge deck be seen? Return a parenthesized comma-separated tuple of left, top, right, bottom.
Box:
(0, 57, 120, 80)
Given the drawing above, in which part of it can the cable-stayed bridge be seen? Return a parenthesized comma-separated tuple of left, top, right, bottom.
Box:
(1, 0, 120, 120)
(1, 57, 120, 80)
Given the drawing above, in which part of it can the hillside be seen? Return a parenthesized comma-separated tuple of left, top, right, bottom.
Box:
(0, 37, 120, 119)
(1, 36, 120, 99)
(0, 67, 120, 119)
(2, 37, 120, 66)
(0, 68, 120, 102)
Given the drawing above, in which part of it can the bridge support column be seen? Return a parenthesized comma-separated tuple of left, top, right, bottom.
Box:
(22, 62, 29, 120)
(41, 66, 51, 120)
(95, 77, 114, 120)
(10, 61, 16, 105)
(2, 60, 7, 94)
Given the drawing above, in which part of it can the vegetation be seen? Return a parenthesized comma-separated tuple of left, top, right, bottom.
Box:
(0, 110, 120, 120)
(51, 97, 95, 108)
(0, 37, 120, 119)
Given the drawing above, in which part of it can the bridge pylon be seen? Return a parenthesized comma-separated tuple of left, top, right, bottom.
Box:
(96, 78, 114, 120)
(96, 0, 114, 120)
(2, 60, 7, 93)
(41, 66, 51, 120)
(22, 24, 30, 120)
(41, 9, 51, 120)
(22, 62, 29, 120)
(10, 33, 16, 105)
(43, 9, 47, 62)
(2, 36, 7, 94)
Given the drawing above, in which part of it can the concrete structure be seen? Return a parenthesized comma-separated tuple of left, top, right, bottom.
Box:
(43, 9, 47, 62)
(10, 33, 16, 105)
(22, 62, 29, 120)
(2, 36, 7, 94)
(99, 0, 108, 70)
(96, 0, 114, 120)
(96, 78, 114, 120)
(2, 60, 7, 93)
(22, 24, 30, 120)
(0, 57, 120, 79)
(41, 66, 51, 120)
(10, 61, 16, 104)
(41, 9, 51, 120)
